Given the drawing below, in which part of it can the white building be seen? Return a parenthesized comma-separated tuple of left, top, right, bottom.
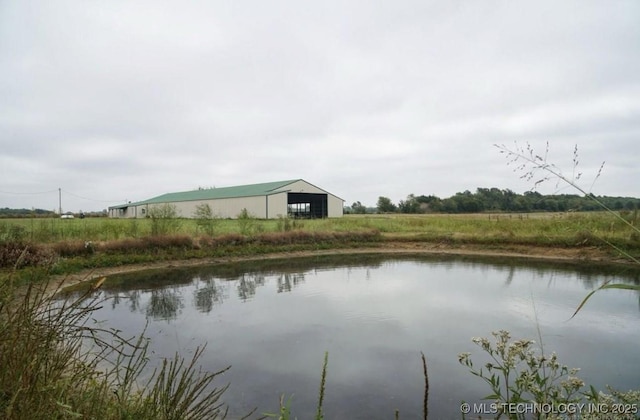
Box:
(108, 179, 344, 219)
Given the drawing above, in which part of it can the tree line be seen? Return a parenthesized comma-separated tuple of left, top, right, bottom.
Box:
(347, 188, 640, 214)
(0, 208, 108, 218)
(0, 208, 55, 218)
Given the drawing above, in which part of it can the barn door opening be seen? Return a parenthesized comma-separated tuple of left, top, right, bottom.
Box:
(287, 193, 328, 218)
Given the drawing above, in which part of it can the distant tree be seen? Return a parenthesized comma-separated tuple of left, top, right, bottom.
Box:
(512, 196, 532, 212)
(452, 191, 484, 213)
(398, 194, 421, 213)
(440, 198, 458, 213)
(536, 198, 555, 212)
(0, 208, 55, 218)
(502, 189, 517, 211)
(370, 184, 639, 215)
(351, 201, 367, 214)
(376, 196, 397, 213)
(415, 195, 442, 212)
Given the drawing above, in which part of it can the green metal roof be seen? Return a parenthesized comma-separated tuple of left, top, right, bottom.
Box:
(111, 179, 301, 208)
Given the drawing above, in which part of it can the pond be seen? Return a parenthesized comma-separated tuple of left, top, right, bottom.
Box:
(66, 254, 640, 419)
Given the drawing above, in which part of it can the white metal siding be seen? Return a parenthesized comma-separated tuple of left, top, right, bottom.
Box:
(150, 196, 267, 219)
(273, 180, 325, 194)
(327, 195, 344, 217)
(267, 192, 288, 218)
(110, 180, 344, 219)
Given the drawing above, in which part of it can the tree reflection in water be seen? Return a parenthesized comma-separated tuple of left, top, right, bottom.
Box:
(146, 287, 184, 320)
(237, 273, 265, 301)
(107, 290, 141, 313)
(194, 277, 228, 313)
(277, 273, 305, 293)
(128, 290, 141, 313)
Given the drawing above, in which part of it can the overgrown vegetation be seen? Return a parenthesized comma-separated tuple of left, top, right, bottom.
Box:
(495, 141, 640, 313)
(2, 212, 640, 247)
(1, 143, 638, 418)
(0, 272, 238, 419)
(237, 208, 259, 236)
(265, 352, 329, 420)
(0, 229, 383, 278)
(149, 203, 181, 236)
(194, 203, 218, 236)
(1, 211, 640, 277)
(452, 142, 640, 419)
(459, 330, 639, 420)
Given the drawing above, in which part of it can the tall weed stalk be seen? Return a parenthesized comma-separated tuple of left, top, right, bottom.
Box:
(495, 141, 640, 315)
(316, 351, 328, 420)
(0, 270, 232, 419)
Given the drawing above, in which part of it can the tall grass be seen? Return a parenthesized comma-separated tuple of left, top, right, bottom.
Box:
(2, 212, 638, 245)
(0, 270, 237, 419)
(1, 230, 384, 275)
(496, 142, 640, 315)
(265, 352, 329, 420)
(455, 142, 640, 417)
(2, 212, 639, 277)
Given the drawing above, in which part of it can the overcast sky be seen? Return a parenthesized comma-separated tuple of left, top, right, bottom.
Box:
(1, 1, 639, 213)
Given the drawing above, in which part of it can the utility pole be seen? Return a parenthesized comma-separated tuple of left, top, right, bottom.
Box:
(59, 188, 62, 215)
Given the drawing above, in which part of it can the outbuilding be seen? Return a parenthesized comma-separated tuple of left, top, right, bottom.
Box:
(108, 179, 344, 219)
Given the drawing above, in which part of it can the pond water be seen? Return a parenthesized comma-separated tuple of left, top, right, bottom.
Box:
(67, 254, 640, 419)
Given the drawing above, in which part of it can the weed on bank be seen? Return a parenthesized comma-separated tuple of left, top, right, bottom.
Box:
(0, 270, 238, 419)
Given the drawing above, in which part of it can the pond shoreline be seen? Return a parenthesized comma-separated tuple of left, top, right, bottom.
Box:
(67, 243, 640, 419)
(53, 241, 632, 291)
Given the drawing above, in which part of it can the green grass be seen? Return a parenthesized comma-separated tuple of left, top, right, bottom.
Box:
(2, 212, 639, 419)
(0, 272, 235, 419)
(1, 212, 638, 242)
(2, 212, 639, 279)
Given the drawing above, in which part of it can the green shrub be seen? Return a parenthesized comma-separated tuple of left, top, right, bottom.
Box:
(459, 330, 640, 419)
(126, 218, 141, 238)
(237, 209, 257, 236)
(0, 223, 27, 242)
(459, 330, 585, 413)
(194, 204, 218, 236)
(149, 204, 181, 236)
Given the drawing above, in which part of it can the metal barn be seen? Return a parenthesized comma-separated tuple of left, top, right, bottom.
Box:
(108, 179, 344, 219)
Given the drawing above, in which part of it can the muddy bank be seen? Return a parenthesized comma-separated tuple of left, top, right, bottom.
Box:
(52, 241, 627, 291)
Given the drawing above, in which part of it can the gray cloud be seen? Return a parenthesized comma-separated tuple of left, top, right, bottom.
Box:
(1, 0, 639, 212)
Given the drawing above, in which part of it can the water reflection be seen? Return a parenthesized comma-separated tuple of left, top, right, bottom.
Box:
(147, 287, 183, 320)
(237, 273, 265, 301)
(107, 290, 142, 313)
(66, 254, 640, 308)
(60, 254, 640, 419)
(277, 273, 305, 293)
(194, 278, 227, 313)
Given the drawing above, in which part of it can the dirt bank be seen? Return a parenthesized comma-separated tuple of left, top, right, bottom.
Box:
(53, 241, 627, 291)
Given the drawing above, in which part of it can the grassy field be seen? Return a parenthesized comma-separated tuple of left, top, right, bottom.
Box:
(1, 211, 639, 279)
(1, 211, 637, 240)
(2, 212, 639, 419)
(1, 211, 638, 245)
